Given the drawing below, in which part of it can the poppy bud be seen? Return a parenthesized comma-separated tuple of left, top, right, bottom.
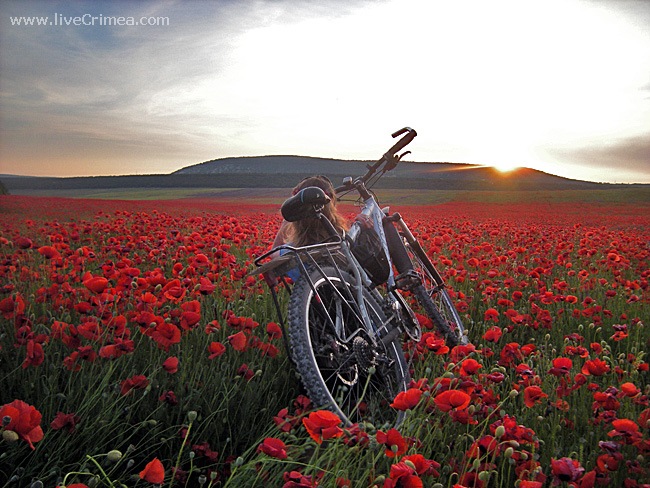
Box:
(478, 471, 491, 482)
(2, 430, 19, 442)
(187, 411, 197, 422)
(404, 460, 416, 470)
(509, 389, 519, 399)
(107, 450, 122, 462)
(504, 447, 514, 458)
(495, 425, 506, 438)
(198, 475, 207, 486)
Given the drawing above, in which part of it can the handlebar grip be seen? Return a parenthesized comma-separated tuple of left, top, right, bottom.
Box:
(386, 127, 417, 156)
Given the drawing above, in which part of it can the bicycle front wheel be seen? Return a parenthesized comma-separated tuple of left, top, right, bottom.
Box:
(287, 266, 409, 427)
(402, 240, 468, 347)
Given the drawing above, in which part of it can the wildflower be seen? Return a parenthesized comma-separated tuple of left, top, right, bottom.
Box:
(550, 457, 584, 483)
(139, 457, 165, 484)
(459, 358, 482, 376)
(523, 386, 548, 408)
(548, 357, 572, 376)
(267, 322, 283, 339)
(581, 358, 610, 376)
(391, 388, 423, 411)
(484, 308, 499, 322)
(258, 437, 288, 459)
(0, 399, 44, 449)
(50, 411, 81, 433)
(376, 428, 408, 457)
(208, 341, 226, 359)
(83, 275, 109, 294)
(228, 331, 248, 352)
(150, 321, 181, 351)
(607, 418, 641, 441)
(159, 390, 178, 405)
(433, 389, 471, 412)
(162, 356, 179, 373)
(302, 410, 343, 445)
(482, 325, 503, 342)
(120, 374, 149, 395)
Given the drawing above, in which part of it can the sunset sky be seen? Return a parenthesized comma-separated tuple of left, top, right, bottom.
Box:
(1, 0, 649, 183)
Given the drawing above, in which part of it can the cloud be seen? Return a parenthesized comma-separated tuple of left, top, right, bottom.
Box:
(546, 133, 650, 183)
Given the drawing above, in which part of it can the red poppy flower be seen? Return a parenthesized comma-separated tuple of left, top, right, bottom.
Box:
(376, 428, 408, 457)
(258, 437, 288, 459)
(550, 457, 584, 483)
(159, 390, 178, 405)
(83, 275, 109, 294)
(459, 358, 482, 376)
(179, 300, 201, 330)
(548, 357, 572, 376)
(433, 389, 471, 412)
(385, 461, 423, 488)
(50, 411, 81, 433)
(523, 386, 548, 408)
(607, 418, 640, 439)
(0, 399, 44, 449)
(0, 294, 26, 319)
(162, 356, 179, 373)
(302, 410, 343, 445)
(150, 321, 181, 351)
(38, 245, 59, 259)
(22, 339, 44, 369)
(484, 308, 499, 322)
(15, 236, 33, 249)
(519, 482, 543, 488)
(581, 358, 610, 376)
(391, 388, 423, 411)
(98, 339, 135, 359)
(482, 325, 503, 342)
(139, 457, 165, 484)
(120, 374, 149, 395)
(267, 322, 283, 339)
(619, 382, 640, 397)
(228, 331, 248, 352)
(208, 341, 226, 359)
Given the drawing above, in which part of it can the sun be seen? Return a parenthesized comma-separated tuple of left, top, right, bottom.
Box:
(492, 162, 520, 173)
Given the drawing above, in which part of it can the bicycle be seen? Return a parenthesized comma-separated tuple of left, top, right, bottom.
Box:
(254, 128, 468, 428)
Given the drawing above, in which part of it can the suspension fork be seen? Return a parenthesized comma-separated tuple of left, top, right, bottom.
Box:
(383, 212, 445, 287)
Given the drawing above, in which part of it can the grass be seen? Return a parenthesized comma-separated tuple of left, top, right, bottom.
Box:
(9, 186, 650, 205)
(0, 194, 647, 487)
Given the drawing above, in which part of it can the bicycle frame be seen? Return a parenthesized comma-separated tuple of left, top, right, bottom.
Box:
(255, 126, 468, 348)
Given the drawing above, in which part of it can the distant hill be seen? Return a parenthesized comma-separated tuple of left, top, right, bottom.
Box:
(168, 155, 621, 191)
(1, 155, 640, 193)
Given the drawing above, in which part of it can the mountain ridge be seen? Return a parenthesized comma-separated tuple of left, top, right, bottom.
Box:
(2, 156, 646, 193)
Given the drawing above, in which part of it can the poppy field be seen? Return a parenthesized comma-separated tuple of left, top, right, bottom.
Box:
(0, 194, 648, 488)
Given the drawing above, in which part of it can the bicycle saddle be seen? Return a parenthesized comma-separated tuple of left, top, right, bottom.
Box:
(281, 186, 331, 222)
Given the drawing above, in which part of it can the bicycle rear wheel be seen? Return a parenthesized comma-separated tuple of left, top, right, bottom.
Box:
(287, 266, 409, 427)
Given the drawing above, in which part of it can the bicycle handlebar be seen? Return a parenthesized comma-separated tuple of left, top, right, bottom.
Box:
(334, 127, 417, 194)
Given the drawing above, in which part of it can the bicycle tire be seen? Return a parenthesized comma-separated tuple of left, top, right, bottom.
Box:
(402, 241, 468, 347)
(287, 265, 409, 427)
